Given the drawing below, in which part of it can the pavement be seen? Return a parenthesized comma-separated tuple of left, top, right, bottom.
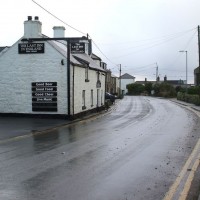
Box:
(169, 98, 200, 113)
(169, 98, 200, 200)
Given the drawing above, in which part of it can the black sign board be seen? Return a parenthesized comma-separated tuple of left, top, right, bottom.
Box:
(32, 82, 57, 112)
(32, 82, 57, 87)
(19, 43, 45, 54)
(71, 42, 85, 54)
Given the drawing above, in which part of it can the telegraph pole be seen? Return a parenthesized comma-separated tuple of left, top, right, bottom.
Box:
(119, 64, 121, 97)
(156, 63, 158, 82)
(198, 25, 200, 67)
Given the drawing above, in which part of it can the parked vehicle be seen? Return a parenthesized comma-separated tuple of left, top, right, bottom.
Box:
(105, 92, 115, 103)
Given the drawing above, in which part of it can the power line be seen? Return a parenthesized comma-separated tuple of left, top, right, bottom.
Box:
(111, 29, 197, 58)
(89, 36, 118, 66)
(32, 0, 86, 35)
(32, 0, 119, 68)
(100, 28, 196, 48)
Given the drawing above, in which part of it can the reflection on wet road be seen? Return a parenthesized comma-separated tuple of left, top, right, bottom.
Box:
(0, 96, 200, 200)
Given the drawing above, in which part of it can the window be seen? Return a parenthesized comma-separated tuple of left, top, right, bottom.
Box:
(85, 66, 89, 82)
(97, 71, 100, 81)
(101, 90, 103, 105)
(91, 90, 93, 107)
(82, 90, 86, 110)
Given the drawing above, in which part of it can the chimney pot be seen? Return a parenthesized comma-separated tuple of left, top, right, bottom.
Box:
(53, 26, 65, 37)
(35, 16, 39, 20)
(24, 16, 42, 38)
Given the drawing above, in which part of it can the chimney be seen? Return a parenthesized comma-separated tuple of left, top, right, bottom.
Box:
(164, 75, 167, 82)
(53, 26, 65, 38)
(24, 16, 42, 38)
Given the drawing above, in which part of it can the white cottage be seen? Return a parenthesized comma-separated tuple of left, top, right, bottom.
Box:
(120, 73, 135, 95)
(0, 16, 106, 119)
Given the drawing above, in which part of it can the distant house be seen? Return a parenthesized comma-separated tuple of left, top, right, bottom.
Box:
(111, 74, 119, 95)
(105, 69, 112, 93)
(194, 66, 200, 86)
(136, 76, 185, 87)
(105, 70, 119, 95)
(0, 16, 106, 119)
(120, 73, 135, 95)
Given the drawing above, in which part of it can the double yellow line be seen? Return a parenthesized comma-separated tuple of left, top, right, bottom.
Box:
(163, 138, 200, 200)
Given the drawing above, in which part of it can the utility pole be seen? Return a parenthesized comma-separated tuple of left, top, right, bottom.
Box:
(156, 63, 158, 82)
(119, 64, 121, 97)
(198, 25, 200, 67)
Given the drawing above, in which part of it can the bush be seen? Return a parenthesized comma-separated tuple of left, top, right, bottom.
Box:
(177, 92, 200, 106)
(126, 83, 145, 95)
(187, 86, 200, 95)
(153, 82, 176, 97)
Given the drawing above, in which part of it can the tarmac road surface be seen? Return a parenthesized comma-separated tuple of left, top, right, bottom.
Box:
(0, 96, 200, 200)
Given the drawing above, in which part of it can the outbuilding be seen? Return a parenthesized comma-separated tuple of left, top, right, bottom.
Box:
(0, 16, 106, 119)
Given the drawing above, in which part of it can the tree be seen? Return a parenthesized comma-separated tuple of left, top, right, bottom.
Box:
(144, 82, 153, 95)
(126, 83, 145, 95)
(153, 82, 176, 97)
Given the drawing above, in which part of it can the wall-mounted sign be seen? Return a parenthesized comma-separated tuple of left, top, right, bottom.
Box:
(96, 80, 101, 88)
(18, 43, 45, 54)
(71, 42, 85, 54)
(32, 82, 57, 112)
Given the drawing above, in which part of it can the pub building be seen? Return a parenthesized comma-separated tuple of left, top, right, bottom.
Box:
(0, 16, 106, 119)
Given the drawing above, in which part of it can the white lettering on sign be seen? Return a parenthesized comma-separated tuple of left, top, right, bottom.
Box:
(31, 82, 57, 112)
(45, 83, 53, 86)
(36, 83, 45, 86)
(36, 88, 44, 91)
(19, 43, 44, 54)
(35, 93, 44, 96)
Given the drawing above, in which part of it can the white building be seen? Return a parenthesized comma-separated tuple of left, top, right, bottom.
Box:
(0, 16, 106, 119)
(120, 73, 135, 95)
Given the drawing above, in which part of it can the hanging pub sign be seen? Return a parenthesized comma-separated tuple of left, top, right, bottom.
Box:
(32, 82, 57, 112)
(71, 42, 85, 54)
(18, 43, 45, 54)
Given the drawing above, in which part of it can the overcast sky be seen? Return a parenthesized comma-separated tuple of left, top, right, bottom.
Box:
(1, 0, 200, 83)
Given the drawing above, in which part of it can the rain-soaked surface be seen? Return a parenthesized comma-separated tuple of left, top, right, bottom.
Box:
(0, 96, 200, 200)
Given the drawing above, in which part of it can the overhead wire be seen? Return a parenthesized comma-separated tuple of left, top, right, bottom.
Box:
(32, 0, 119, 67)
(111, 28, 196, 58)
(100, 28, 195, 47)
(32, 0, 86, 35)
(161, 29, 197, 70)
(31, 0, 197, 73)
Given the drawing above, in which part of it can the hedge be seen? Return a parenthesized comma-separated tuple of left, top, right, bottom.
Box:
(177, 92, 200, 106)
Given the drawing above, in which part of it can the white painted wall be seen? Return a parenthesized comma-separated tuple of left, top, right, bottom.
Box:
(0, 40, 68, 114)
(0, 17, 106, 117)
(121, 78, 135, 94)
(73, 67, 105, 114)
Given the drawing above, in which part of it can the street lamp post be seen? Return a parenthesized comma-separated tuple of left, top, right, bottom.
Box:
(179, 50, 188, 93)
(119, 64, 121, 97)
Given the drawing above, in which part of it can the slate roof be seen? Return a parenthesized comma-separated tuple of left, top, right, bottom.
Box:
(91, 53, 101, 61)
(120, 73, 135, 79)
(47, 39, 105, 72)
(111, 74, 118, 78)
(0, 46, 9, 53)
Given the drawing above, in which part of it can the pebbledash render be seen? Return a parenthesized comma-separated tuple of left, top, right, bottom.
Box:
(0, 16, 106, 119)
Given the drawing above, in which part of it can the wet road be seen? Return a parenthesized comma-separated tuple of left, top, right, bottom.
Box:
(0, 96, 200, 200)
